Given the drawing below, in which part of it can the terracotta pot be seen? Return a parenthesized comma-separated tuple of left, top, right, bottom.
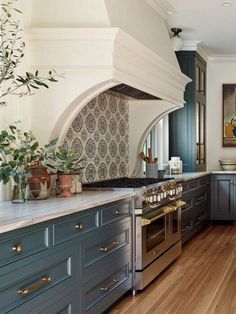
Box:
(27, 164, 51, 200)
(58, 174, 73, 198)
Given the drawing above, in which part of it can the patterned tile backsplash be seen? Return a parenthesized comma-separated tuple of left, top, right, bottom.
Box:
(63, 92, 129, 183)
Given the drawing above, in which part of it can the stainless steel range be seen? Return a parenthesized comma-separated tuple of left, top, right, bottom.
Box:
(83, 177, 185, 291)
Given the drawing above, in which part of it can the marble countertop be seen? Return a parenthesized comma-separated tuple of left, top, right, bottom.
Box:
(0, 191, 135, 235)
(211, 171, 236, 174)
(165, 172, 211, 181)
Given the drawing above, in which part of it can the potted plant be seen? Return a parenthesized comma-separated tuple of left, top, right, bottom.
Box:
(0, 123, 57, 202)
(49, 146, 85, 198)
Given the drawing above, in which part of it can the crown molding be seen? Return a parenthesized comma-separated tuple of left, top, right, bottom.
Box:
(181, 40, 209, 62)
(208, 55, 236, 63)
(145, 0, 176, 19)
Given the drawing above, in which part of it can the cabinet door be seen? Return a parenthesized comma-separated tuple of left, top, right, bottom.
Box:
(211, 175, 235, 220)
(196, 57, 206, 98)
(196, 100, 206, 169)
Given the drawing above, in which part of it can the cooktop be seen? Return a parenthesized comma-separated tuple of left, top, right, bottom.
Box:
(83, 177, 173, 188)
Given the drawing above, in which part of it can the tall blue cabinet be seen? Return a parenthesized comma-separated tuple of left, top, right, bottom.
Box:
(169, 51, 207, 172)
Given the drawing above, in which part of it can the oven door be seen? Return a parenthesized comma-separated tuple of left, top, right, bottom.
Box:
(169, 200, 185, 246)
(136, 207, 170, 270)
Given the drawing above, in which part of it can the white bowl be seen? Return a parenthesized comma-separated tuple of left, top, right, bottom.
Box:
(219, 159, 236, 164)
(219, 160, 236, 171)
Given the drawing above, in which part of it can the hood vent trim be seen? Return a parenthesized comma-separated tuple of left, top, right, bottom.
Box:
(109, 84, 160, 100)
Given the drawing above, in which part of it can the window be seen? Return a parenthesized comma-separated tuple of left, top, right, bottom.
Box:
(143, 116, 169, 172)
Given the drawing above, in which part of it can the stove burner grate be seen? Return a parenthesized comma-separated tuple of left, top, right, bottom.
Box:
(83, 177, 173, 188)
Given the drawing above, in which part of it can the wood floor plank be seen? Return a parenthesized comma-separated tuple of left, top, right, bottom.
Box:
(110, 226, 236, 314)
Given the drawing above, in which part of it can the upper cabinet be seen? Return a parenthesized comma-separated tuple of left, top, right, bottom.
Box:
(169, 51, 207, 172)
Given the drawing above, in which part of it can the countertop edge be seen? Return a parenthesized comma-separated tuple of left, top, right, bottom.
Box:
(0, 191, 135, 235)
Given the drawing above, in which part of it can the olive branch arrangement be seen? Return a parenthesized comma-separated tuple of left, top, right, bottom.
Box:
(0, 0, 59, 107)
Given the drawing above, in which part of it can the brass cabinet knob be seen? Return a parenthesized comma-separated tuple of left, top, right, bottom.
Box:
(75, 224, 84, 231)
(12, 244, 23, 254)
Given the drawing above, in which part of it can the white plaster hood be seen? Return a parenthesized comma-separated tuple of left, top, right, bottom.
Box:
(28, 27, 190, 143)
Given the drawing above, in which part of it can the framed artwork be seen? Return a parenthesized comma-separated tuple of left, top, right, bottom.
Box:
(223, 84, 236, 147)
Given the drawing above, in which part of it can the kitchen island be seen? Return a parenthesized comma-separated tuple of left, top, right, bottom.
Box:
(0, 191, 135, 314)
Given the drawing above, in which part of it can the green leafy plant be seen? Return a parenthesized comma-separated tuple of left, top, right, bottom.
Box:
(49, 146, 85, 175)
(0, 0, 60, 107)
(0, 123, 57, 185)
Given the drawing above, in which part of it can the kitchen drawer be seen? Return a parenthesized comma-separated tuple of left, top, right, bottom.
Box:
(194, 202, 208, 227)
(101, 200, 131, 226)
(182, 194, 193, 212)
(81, 219, 131, 281)
(182, 182, 188, 194)
(0, 246, 76, 313)
(187, 179, 199, 191)
(53, 210, 99, 245)
(9, 290, 78, 314)
(199, 175, 210, 186)
(0, 226, 49, 268)
(181, 208, 194, 244)
(81, 262, 131, 314)
(194, 189, 207, 206)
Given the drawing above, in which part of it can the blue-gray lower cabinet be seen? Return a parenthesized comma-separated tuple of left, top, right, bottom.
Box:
(0, 197, 133, 314)
(181, 175, 210, 244)
(211, 175, 235, 220)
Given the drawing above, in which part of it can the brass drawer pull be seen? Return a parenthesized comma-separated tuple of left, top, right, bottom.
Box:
(100, 241, 119, 252)
(18, 276, 51, 297)
(100, 278, 119, 292)
(12, 244, 23, 254)
(75, 224, 84, 231)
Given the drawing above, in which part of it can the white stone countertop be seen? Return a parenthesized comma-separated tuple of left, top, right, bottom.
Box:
(211, 171, 236, 174)
(0, 191, 135, 235)
(164, 172, 211, 181)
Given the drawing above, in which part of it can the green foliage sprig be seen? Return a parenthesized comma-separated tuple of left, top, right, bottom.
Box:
(0, 0, 60, 107)
(0, 122, 57, 184)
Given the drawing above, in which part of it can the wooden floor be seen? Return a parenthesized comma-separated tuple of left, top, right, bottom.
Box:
(110, 226, 236, 314)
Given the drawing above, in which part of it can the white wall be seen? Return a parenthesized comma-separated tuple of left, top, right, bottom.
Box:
(207, 59, 236, 170)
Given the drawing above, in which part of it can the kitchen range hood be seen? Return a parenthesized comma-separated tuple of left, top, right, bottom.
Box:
(27, 0, 191, 147)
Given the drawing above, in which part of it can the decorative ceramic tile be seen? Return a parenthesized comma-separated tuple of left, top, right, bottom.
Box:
(85, 113, 96, 133)
(98, 116, 107, 135)
(63, 92, 129, 183)
(85, 139, 96, 159)
(98, 139, 107, 158)
(109, 118, 117, 136)
(72, 138, 83, 158)
(72, 113, 83, 133)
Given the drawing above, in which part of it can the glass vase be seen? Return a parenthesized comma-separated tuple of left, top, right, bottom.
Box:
(11, 175, 28, 204)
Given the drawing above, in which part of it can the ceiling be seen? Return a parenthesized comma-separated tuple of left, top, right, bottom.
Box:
(165, 0, 236, 56)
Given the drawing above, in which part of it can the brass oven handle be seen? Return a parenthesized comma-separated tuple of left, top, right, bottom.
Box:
(142, 211, 170, 226)
(142, 201, 186, 226)
(12, 244, 23, 254)
(75, 224, 84, 231)
(17, 276, 51, 297)
(100, 241, 119, 252)
(100, 278, 119, 292)
(170, 200, 186, 212)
